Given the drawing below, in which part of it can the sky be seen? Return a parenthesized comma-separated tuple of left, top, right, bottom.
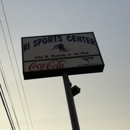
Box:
(0, 0, 130, 130)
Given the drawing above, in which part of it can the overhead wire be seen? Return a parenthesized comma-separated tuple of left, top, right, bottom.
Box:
(0, 84, 15, 130)
(0, 0, 34, 129)
(0, 62, 20, 130)
(0, 19, 30, 130)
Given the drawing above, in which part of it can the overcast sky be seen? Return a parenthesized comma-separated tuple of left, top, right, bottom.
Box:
(0, 0, 130, 130)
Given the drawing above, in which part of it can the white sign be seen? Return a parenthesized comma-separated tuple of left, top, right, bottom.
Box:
(22, 32, 104, 79)
(24, 56, 102, 72)
(22, 32, 100, 61)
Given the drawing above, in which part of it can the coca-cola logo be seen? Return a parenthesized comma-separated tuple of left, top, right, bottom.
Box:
(28, 60, 65, 71)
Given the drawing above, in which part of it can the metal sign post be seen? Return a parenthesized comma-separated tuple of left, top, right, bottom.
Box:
(62, 72, 80, 130)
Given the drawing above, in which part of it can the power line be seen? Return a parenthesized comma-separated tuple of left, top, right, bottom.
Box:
(0, 19, 30, 130)
(0, 85, 15, 130)
(0, 62, 21, 130)
(0, 1, 34, 129)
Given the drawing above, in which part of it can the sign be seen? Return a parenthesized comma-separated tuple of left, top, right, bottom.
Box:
(22, 32, 104, 79)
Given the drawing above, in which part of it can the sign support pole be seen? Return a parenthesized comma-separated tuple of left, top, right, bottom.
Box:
(62, 72, 80, 130)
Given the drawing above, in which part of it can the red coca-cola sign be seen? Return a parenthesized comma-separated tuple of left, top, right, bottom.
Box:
(28, 60, 65, 71)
